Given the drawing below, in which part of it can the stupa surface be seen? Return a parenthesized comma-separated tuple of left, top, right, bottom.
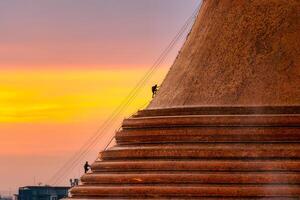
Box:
(149, 0, 299, 108)
(69, 0, 300, 199)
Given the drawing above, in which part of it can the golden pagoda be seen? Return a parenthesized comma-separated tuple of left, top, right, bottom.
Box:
(69, 0, 300, 198)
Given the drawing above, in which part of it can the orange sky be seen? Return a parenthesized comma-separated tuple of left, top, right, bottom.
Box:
(0, 68, 168, 190)
(0, 0, 199, 194)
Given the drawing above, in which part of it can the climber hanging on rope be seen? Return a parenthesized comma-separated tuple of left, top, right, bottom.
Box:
(152, 84, 159, 98)
(84, 161, 91, 173)
(46, 3, 201, 185)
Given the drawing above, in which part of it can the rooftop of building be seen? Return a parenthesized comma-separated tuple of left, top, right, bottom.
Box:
(19, 186, 70, 190)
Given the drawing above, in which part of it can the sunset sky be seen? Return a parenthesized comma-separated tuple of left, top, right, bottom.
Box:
(0, 0, 199, 193)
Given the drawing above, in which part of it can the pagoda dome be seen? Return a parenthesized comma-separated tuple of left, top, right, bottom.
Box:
(69, 0, 300, 198)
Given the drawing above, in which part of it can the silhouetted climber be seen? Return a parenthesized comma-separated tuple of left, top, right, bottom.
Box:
(84, 161, 91, 173)
(152, 84, 159, 98)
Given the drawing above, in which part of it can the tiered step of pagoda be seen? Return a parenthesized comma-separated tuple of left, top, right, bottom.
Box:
(70, 106, 300, 199)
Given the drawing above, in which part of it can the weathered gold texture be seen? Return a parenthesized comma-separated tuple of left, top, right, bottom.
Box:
(68, 0, 300, 198)
(150, 0, 299, 108)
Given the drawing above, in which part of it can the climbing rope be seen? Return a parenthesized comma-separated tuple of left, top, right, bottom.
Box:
(47, 1, 202, 185)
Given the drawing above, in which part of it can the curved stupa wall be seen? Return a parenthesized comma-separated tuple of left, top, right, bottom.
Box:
(69, 0, 300, 198)
(149, 0, 300, 109)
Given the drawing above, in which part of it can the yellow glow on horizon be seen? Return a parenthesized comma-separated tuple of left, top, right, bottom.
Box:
(0, 68, 168, 123)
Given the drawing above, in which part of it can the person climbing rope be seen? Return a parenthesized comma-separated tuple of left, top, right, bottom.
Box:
(152, 84, 159, 98)
(84, 161, 91, 173)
